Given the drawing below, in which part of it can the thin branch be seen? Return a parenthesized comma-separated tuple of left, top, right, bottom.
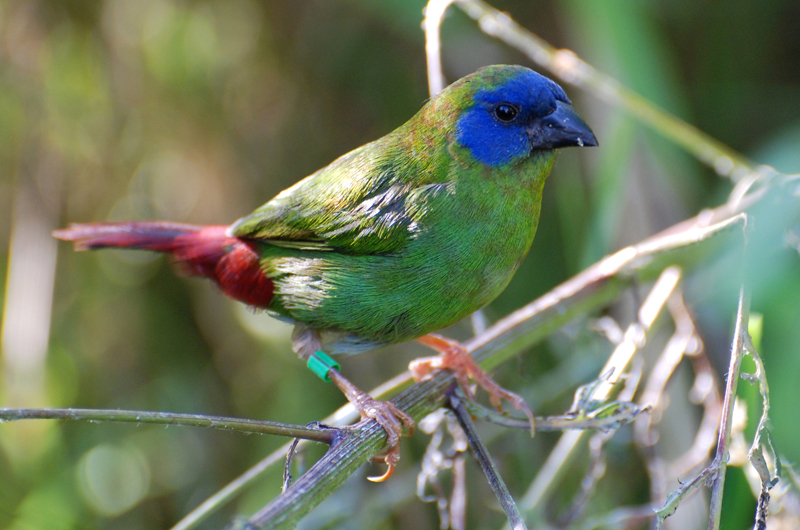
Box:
(655, 465, 718, 529)
(423, 0, 455, 96)
(451, 453, 467, 530)
(707, 286, 750, 530)
(0, 407, 335, 443)
(416, 408, 468, 530)
(449, 393, 528, 530)
(665, 296, 721, 480)
(655, 287, 750, 529)
(464, 399, 647, 432)
(470, 211, 748, 377)
(283, 436, 303, 492)
(743, 333, 780, 488)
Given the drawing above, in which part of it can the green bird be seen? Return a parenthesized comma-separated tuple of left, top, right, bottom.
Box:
(54, 65, 597, 479)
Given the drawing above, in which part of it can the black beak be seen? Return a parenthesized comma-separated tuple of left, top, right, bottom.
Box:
(527, 101, 598, 150)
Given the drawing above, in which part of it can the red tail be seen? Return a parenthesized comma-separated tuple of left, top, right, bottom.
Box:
(54, 222, 274, 308)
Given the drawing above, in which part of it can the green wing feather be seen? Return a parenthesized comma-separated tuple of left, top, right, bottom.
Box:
(230, 127, 444, 255)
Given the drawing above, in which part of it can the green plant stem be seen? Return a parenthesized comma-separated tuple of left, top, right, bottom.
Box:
(0, 407, 335, 443)
(654, 464, 717, 529)
(424, 0, 455, 96)
(743, 332, 780, 529)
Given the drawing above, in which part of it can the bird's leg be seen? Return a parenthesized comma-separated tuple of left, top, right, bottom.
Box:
(326, 368, 414, 481)
(292, 325, 414, 482)
(411, 333, 535, 433)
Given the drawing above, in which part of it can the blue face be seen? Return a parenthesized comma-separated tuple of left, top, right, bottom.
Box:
(455, 69, 571, 167)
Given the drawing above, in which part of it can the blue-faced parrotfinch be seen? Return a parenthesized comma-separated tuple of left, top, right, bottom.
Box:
(55, 65, 597, 480)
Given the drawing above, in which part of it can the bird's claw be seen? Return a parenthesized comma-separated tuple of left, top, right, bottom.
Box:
(369, 444, 400, 482)
(326, 368, 414, 481)
(356, 397, 414, 482)
(413, 333, 536, 435)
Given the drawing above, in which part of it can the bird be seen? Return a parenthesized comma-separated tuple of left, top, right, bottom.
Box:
(54, 64, 597, 481)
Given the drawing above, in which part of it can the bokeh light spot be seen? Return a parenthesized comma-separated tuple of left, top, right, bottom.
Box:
(77, 443, 151, 516)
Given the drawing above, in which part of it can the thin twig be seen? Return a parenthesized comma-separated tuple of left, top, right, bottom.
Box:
(707, 286, 750, 530)
(423, 0, 455, 96)
(0, 407, 335, 443)
(451, 453, 467, 530)
(559, 357, 645, 526)
(464, 399, 646, 432)
(449, 392, 528, 530)
(743, 333, 780, 489)
(283, 437, 302, 493)
(471, 212, 748, 377)
(665, 296, 721, 480)
(655, 287, 750, 529)
(416, 408, 468, 530)
(655, 465, 719, 529)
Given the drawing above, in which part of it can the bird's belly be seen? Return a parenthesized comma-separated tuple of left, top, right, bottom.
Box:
(268, 232, 530, 353)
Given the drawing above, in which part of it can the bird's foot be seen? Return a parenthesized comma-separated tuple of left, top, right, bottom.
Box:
(411, 333, 535, 434)
(327, 368, 414, 482)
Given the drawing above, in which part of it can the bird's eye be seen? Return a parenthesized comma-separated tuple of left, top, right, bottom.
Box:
(494, 104, 519, 123)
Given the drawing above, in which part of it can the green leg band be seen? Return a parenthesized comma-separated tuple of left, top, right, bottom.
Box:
(307, 351, 341, 383)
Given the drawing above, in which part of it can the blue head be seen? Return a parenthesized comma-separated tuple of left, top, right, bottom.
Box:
(454, 66, 597, 167)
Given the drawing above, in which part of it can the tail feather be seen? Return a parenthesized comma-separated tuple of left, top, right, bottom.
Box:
(54, 221, 274, 308)
(53, 222, 206, 252)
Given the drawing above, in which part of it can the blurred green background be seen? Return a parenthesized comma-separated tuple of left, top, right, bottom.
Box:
(1, 0, 799, 529)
